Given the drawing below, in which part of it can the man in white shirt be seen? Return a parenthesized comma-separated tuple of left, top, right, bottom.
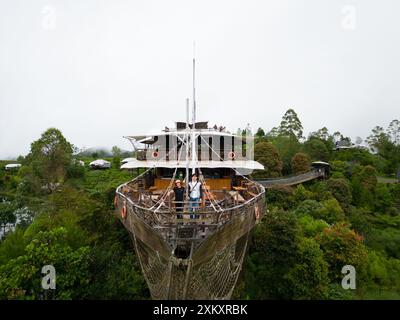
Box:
(188, 173, 202, 218)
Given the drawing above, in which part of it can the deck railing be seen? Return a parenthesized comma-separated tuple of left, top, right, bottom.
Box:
(115, 177, 265, 228)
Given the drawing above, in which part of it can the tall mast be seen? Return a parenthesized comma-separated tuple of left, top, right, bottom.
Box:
(185, 98, 190, 198)
(192, 46, 196, 126)
(191, 44, 196, 174)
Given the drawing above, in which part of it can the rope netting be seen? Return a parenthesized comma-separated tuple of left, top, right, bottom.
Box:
(131, 233, 170, 299)
(131, 231, 250, 299)
(186, 231, 250, 299)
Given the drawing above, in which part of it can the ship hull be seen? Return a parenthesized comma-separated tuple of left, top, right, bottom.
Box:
(115, 187, 265, 300)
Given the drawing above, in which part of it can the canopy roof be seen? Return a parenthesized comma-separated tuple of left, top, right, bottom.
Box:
(5, 163, 21, 169)
(311, 161, 330, 166)
(89, 159, 111, 167)
(120, 159, 264, 170)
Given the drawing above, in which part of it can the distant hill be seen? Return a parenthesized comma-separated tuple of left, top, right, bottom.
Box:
(77, 147, 132, 158)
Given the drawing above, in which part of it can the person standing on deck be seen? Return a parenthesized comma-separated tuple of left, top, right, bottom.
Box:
(173, 180, 185, 220)
(188, 173, 202, 219)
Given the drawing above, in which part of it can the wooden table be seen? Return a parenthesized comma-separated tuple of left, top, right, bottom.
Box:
(233, 186, 247, 191)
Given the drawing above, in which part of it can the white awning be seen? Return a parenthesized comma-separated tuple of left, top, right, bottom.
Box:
(121, 157, 135, 164)
(89, 159, 111, 168)
(5, 163, 21, 170)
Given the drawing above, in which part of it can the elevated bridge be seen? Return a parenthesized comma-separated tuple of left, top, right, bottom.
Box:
(256, 170, 325, 188)
(255, 162, 330, 188)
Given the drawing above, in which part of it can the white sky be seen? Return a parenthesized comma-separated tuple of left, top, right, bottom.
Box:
(0, 0, 399, 158)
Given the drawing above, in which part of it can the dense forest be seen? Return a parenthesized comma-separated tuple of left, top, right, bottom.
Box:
(1, 109, 399, 299)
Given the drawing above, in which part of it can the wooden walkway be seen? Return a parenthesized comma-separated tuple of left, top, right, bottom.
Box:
(255, 170, 325, 188)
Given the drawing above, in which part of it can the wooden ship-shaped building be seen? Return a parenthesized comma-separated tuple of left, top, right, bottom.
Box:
(114, 60, 265, 299)
(114, 118, 265, 299)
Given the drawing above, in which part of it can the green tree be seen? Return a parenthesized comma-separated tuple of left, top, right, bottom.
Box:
(253, 142, 283, 178)
(271, 135, 302, 174)
(246, 209, 301, 299)
(316, 223, 368, 282)
(112, 146, 121, 158)
(0, 227, 91, 300)
(330, 160, 352, 179)
(387, 119, 400, 145)
(267, 126, 279, 138)
(303, 138, 330, 161)
(278, 108, 303, 140)
(297, 214, 329, 238)
(309, 127, 330, 141)
(326, 178, 353, 209)
(0, 228, 27, 265)
(294, 198, 345, 224)
(317, 198, 346, 224)
(291, 152, 311, 174)
(352, 165, 378, 209)
(374, 184, 392, 214)
(26, 128, 73, 192)
(265, 186, 296, 210)
(286, 238, 329, 299)
(367, 126, 390, 152)
(366, 124, 400, 174)
(293, 184, 314, 203)
(293, 199, 323, 217)
(255, 128, 265, 139)
(112, 146, 122, 169)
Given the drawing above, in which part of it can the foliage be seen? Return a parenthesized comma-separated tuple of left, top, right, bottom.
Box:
(316, 223, 369, 282)
(254, 128, 266, 140)
(271, 135, 301, 174)
(0, 227, 91, 300)
(286, 238, 329, 299)
(112, 146, 122, 169)
(293, 184, 314, 203)
(277, 108, 303, 140)
(246, 209, 301, 299)
(2, 115, 400, 300)
(25, 128, 73, 192)
(297, 214, 329, 238)
(293, 198, 344, 224)
(326, 178, 352, 209)
(366, 122, 400, 174)
(265, 186, 295, 210)
(351, 165, 378, 209)
(291, 153, 311, 174)
(253, 142, 283, 178)
(303, 137, 330, 162)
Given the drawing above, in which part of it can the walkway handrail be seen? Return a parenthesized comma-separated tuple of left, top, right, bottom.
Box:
(255, 170, 324, 187)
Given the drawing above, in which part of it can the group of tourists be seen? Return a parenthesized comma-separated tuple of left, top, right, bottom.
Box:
(172, 173, 203, 219)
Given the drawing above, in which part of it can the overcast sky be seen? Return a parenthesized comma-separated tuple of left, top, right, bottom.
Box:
(0, 0, 399, 159)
